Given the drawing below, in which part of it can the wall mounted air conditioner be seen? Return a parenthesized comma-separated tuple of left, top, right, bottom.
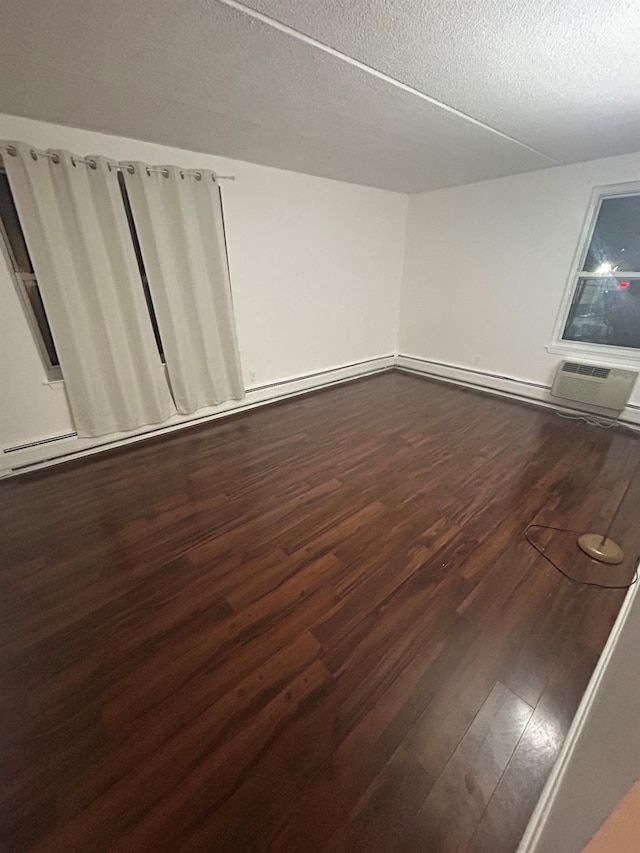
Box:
(551, 361, 638, 416)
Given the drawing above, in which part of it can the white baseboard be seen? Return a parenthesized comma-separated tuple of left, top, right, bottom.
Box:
(517, 572, 640, 853)
(396, 353, 640, 428)
(2, 355, 394, 476)
(5, 352, 639, 476)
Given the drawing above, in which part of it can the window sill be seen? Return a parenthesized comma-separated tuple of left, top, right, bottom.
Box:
(546, 341, 640, 367)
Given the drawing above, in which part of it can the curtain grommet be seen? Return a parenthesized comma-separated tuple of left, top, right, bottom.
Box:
(6, 145, 17, 157)
(30, 149, 38, 161)
(127, 164, 135, 175)
(162, 169, 169, 178)
(145, 167, 151, 177)
(88, 158, 97, 170)
(195, 172, 202, 181)
(51, 153, 60, 164)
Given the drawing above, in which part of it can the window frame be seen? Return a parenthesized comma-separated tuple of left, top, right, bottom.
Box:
(0, 166, 62, 382)
(548, 180, 640, 365)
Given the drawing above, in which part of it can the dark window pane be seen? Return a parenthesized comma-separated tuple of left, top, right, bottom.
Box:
(0, 171, 59, 371)
(117, 171, 165, 362)
(0, 172, 33, 272)
(583, 195, 640, 272)
(23, 280, 60, 366)
(563, 276, 640, 348)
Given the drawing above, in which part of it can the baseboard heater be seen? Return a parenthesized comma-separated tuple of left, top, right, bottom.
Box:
(550, 360, 638, 416)
(3, 432, 78, 454)
(3, 357, 395, 471)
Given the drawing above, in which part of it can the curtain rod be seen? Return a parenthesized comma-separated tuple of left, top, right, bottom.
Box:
(0, 144, 236, 181)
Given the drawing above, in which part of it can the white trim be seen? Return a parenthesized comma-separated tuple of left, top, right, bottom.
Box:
(546, 340, 640, 366)
(7, 352, 640, 476)
(395, 353, 640, 427)
(1, 355, 394, 476)
(569, 270, 640, 278)
(517, 571, 640, 853)
(549, 181, 640, 361)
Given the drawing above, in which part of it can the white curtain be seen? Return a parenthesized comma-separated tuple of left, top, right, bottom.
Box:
(122, 163, 244, 414)
(3, 143, 176, 437)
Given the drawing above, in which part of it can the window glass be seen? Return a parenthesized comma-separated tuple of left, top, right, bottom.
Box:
(0, 172, 33, 273)
(583, 195, 640, 273)
(23, 279, 60, 366)
(0, 168, 61, 373)
(563, 276, 640, 348)
(562, 193, 640, 349)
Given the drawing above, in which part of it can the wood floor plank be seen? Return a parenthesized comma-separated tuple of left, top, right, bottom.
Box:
(410, 682, 533, 852)
(0, 372, 637, 851)
(41, 658, 332, 852)
(179, 614, 478, 852)
(57, 630, 324, 822)
(467, 639, 600, 853)
(321, 746, 432, 853)
(404, 548, 554, 784)
(100, 581, 340, 732)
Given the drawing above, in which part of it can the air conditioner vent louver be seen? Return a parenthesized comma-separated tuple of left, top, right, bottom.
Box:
(552, 360, 638, 414)
(561, 362, 610, 379)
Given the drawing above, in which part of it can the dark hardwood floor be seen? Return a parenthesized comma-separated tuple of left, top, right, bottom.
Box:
(1, 371, 639, 852)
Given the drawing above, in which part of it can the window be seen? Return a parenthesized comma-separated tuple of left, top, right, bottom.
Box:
(0, 170, 61, 380)
(0, 166, 166, 381)
(561, 192, 640, 352)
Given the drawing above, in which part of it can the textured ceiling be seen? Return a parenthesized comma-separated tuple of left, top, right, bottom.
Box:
(0, 0, 638, 192)
(244, 0, 640, 164)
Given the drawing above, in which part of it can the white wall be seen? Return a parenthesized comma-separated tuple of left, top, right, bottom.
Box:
(7, 115, 640, 474)
(0, 113, 407, 466)
(398, 150, 640, 410)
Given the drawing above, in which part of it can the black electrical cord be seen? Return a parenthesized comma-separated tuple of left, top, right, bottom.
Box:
(554, 409, 640, 434)
(525, 523, 638, 590)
